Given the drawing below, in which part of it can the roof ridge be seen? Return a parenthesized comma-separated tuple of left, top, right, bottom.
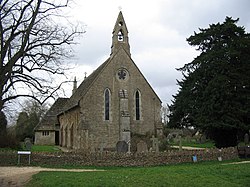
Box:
(60, 57, 111, 113)
(34, 97, 69, 130)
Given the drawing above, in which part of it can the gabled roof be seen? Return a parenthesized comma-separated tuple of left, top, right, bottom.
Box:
(34, 98, 69, 131)
(60, 45, 161, 115)
(59, 11, 161, 114)
(60, 58, 110, 113)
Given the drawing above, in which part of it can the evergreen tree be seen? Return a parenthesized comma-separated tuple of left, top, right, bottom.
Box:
(26, 112, 39, 138)
(15, 100, 47, 141)
(0, 111, 7, 136)
(0, 111, 19, 148)
(15, 112, 29, 141)
(168, 17, 250, 148)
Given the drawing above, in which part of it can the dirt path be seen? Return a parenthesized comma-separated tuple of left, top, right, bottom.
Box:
(222, 160, 250, 165)
(0, 167, 104, 187)
(170, 146, 205, 150)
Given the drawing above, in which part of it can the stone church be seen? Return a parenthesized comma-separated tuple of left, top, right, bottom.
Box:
(35, 11, 163, 151)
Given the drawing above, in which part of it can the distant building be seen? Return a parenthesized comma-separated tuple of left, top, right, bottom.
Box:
(35, 11, 163, 151)
(34, 98, 69, 145)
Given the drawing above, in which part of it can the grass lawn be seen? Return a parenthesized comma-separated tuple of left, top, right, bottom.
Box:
(31, 145, 61, 152)
(0, 144, 61, 152)
(169, 139, 215, 149)
(27, 160, 250, 187)
(175, 141, 215, 148)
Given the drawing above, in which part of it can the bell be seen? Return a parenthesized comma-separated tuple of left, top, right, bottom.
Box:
(118, 34, 123, 41)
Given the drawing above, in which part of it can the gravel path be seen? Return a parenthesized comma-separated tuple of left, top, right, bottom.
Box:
(0, 167, 104, 187)
(222, 160, 250, 165)
(170, 146, 205, 150)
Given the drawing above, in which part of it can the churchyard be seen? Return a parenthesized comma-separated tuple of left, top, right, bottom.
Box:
(0, 134, 245, 167)
(0, 128, 249, 186)
(1, 137, 250, 186)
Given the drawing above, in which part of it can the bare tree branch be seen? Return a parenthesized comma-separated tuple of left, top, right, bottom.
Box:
(0, 0, 84, 111)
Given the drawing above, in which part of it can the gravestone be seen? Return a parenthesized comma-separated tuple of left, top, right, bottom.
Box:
(150, 135, 159, 153)
(99, 138, 107, 152)
(24, 138, 32, 151)
(116, 141, 128, 153)
(136, 140, 148, 153)
(218, 156, 222, 161)
(244, 133, 249, 145)
(185, 135, 191, 143)
(127, 140, 131, 153)
(166, 133, 173, 143)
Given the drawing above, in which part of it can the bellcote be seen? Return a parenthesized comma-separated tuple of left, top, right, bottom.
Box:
(111, 11, 130, 56)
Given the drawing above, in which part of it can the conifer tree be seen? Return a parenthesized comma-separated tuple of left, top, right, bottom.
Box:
(168, 17, 250, 148)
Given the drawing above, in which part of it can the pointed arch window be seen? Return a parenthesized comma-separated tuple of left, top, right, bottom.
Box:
(104, 89, 111, 120)
(135, 90, 141, 120)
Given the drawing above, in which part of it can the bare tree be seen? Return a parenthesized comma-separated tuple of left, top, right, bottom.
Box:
(21, 99, 49, 119)
(0, 0, 84, 112)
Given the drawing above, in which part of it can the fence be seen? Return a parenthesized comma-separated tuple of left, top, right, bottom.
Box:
(0, 147, 238, 167)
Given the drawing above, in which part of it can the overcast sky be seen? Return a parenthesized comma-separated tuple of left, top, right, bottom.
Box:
(63, 0, 250, 105)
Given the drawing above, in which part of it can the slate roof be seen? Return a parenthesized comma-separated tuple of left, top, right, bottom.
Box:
(34, 97, 69, 131)
(60, 57, 111, 113)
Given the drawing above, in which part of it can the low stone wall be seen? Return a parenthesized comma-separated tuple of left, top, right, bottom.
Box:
(0, 147, 238, 167)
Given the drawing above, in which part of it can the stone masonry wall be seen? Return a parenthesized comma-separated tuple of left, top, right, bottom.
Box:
(34, 131, 55, 145)
(0, 147, 238, 167)
(74, 49, 162, 152)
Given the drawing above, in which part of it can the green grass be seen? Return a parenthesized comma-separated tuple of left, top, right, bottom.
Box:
(170, 140, 215, 148)
(0, 144, 61, 152)
(180, 142, 215, 148)
(31, 145, 61, 152)
(237, 142, 250, 147)
(27, 160, 250, 187)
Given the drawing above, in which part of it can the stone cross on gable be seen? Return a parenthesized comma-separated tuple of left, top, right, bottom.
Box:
(150, 135, 159, 152)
